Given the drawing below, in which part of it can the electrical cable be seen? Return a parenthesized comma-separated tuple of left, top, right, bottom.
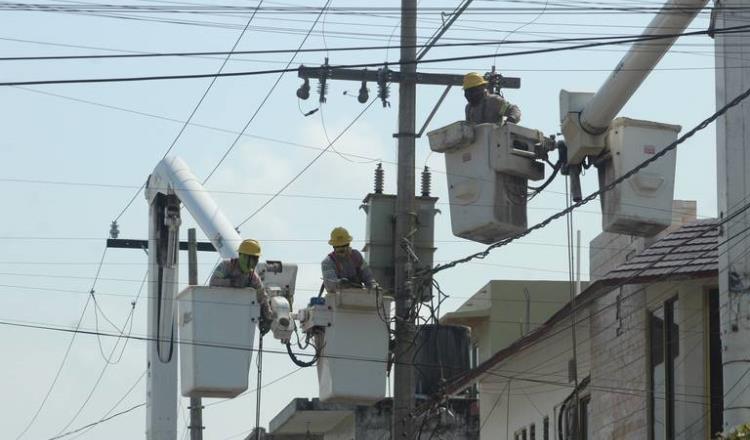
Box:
(52, 269, 147, 435)
(67, 369, 146, 440)
(110, 0, 266, 223)
(200, 0, 334, 185)
(44, 403, 145, 440)
(1, 25, 748, 88)
(493, 0, 550, 63)
(285, 340, 320, 367)
(234, 97, 377, 228)
(0, 3, 737, 14)
(12, 246, 109, 440)
(254, 335, 264, 440)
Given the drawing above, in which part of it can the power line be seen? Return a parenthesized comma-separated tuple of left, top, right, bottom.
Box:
(0, 25, 747, 88)
(46, 403, 146, 440)
(12, 246, 109, 440)
(201, 0, 334, 184)
(0, 29, 722, 61)
(111, 0, 266, 223)
(235, 97, 378, 228)
(0, 3, 737, 14)
(67, 370, 146, 440)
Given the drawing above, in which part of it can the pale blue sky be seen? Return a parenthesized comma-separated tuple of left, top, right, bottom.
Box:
(0, 1, 719, 438)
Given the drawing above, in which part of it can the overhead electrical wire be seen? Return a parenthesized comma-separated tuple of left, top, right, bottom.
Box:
(12, 245, 109, 440)
(10, 4, 267, 427)
(234, 97, 377, 228)
(110, 0, 266, 223)
(0, 2, 737, 14)
(201, 0, 334, 184)
(0, 25, 747, 88)
(0, 25, 740, 62)
(45, 403, 146, 440)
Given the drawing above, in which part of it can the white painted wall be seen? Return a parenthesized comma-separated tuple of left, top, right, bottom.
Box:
(477, 309, 592, 439)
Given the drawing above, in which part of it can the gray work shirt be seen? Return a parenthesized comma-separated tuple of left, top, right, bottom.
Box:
(465, 93, 521, 125)
(209, 259, 267, 303)
(321, 249, 375, 292)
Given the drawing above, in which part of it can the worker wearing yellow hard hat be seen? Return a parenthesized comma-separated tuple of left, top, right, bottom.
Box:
(211, 239, 263, 288)
(463, 72, 521, 125)
(210, 239, 271, 332)
(321, 227, 378, 292)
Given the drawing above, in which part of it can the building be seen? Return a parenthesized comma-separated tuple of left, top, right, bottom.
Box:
(438, 203, 724, 439)
(264, 397, 479, 440)
(442, 280, 586, 369)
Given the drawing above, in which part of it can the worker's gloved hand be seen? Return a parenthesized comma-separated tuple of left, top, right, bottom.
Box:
(259, 318, 272, 336)
(258, 302, 273, 336)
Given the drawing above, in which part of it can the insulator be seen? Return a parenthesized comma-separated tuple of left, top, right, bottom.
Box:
(318, 77, 328, 103)
(377, 65, 391, 108)
(374, 163, 384, 194)
(296, 78, 310, 100)
(358, 80, 369, 104)
(109, 220, 120, 239)
(421, 166, 431, 197)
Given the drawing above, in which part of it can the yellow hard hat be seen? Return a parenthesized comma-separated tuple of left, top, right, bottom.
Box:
(328, 227, 353, 247)
(238, 239, 261, 257)
(463, 72, 487, 90)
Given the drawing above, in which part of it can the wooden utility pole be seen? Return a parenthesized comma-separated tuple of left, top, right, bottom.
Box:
(393, 1, 418, 438)
(187, 228, 204, 440)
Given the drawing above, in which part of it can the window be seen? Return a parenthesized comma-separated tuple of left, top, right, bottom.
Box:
(650, 298, 680, 440)
(543, 416, 549, 440)
(530, 423, 536, 440)
(580, 396, 591, 440)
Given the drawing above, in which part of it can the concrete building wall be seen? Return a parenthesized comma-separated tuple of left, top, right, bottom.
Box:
(478, 311, 592, 439)
(588, 283, 650, 439)
(324, 416, 354, 440)
(588, 280, 713, 439)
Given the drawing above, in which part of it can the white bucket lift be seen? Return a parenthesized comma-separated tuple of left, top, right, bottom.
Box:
(427, 122, 545, 244)
(177, 286, 260, 398)
(600, 117, 680, 236)
(314, 288, 391, 403)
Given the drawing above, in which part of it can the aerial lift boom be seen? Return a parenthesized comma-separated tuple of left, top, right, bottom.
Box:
(561, 0, 709, 164)
(144, 156, 247, 440)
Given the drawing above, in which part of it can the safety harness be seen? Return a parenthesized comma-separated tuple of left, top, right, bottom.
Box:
(328, 251, 365, 285)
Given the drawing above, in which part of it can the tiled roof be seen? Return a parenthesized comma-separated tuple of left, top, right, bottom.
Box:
(597, 219, 718, 285)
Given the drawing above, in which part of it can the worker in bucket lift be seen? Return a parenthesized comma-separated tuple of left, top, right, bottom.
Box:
(322, 227, 378, 292)
(210, 238, 272, 332)
(463, 72, 521, 125)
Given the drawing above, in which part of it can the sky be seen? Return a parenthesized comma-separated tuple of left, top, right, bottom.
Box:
(0, 0, 723, 439)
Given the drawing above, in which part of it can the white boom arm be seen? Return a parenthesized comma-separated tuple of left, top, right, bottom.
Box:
(143, 156, 243, 440)
(561, 0, 708, 163)
(149, 156, 242, 259)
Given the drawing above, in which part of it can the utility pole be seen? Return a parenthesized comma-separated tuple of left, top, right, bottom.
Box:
(393, 0, 418, 438)
(187, 228, 204, 440)
(715, 0, 750, 432)
(294, 3, 518, 437)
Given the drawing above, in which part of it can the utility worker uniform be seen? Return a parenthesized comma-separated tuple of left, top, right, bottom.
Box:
(210, 239, 271, 331)
(463, 72, 521, 125)
(321, 227, 376, 293)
